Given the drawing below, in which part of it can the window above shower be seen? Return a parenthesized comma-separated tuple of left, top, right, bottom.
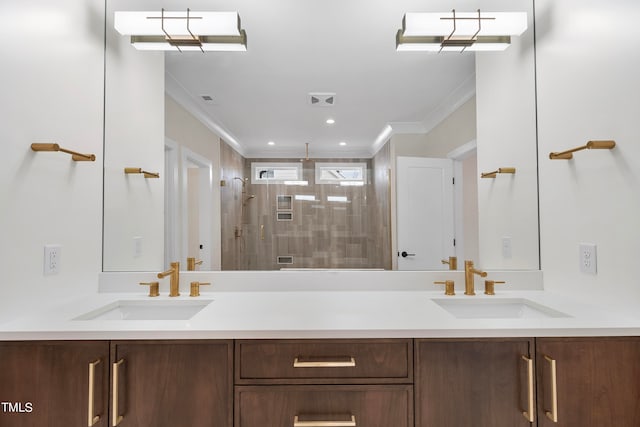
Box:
(315, 162, 367, 186)
(251, 162, 303, 184)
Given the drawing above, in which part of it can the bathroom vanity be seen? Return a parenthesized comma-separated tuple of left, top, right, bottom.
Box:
(1, 282, 640, 427)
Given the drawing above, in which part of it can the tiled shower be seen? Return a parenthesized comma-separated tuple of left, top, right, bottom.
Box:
(220, 142, 391, 270)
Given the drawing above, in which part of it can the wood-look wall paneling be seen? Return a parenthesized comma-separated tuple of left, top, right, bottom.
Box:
(220, 141, 248, 270)
(219, 146, 392, 270)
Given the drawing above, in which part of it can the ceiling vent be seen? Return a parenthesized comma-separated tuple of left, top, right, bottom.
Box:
(201, 95, 214, 102)
(309, 92, 336, 107)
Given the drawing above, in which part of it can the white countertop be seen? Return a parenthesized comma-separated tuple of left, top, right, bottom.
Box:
(2, 289, 639, 340)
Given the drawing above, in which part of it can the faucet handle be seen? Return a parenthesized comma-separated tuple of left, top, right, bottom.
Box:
(187, 257, 203, 271)
(190, 281, 211, 297)
(434, 281, 455, 296)
(484, 280, 506, 295)
(441, 256, 458, 270)
(140, 282, 160, 297)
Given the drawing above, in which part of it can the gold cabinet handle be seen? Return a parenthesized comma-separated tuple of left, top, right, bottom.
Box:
(293, 356, 356, 368)
(293, 415, 356, 427)
(87, 359, 101, 427)
(521, 355, 535, 423)
(260, 224, 265, 240)
(112, 359, 125, 426)
(544, 355, 559, 422)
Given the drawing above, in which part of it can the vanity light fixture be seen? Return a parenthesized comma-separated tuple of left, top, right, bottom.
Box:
(114, 9, 247, 52)
(124, 167, 160, 178)
(549, 140, 616, 160)
(396, 9, 527, 52)
(481, 167, 516, 178)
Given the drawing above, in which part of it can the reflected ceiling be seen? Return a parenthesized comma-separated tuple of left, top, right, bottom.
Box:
(163, 0, 477, 158)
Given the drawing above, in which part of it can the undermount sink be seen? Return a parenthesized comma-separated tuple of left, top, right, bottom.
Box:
(74, 299, 212, 321)
(432, 298, 570, 319)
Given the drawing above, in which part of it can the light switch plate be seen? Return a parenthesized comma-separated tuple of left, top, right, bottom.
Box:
(579, 243, 597, 274)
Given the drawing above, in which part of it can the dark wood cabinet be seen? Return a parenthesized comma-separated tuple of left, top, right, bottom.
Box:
(110, 340, 233, 427)
(415, 338, 535, 427)
(236, 385, 412, 427)
(3, 336, 639, 427)
(536, 337, 640, 427)
(235, 339, 413, 427)
(0, 341, 109, 427)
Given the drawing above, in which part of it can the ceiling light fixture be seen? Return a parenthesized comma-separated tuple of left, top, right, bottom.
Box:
(396, 9, 526, 52)
(326, 118, 335, 125)
(267, 141, 275, 146)
(114, 9, 247, 52)
(339, 141, 347, 146)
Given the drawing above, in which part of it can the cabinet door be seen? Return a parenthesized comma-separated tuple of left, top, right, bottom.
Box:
(415, 338, 535, 427)
(111, 340, 232, 427)
(0, 341, 109, 427)
(235, 385, 412, 427)
(537, 337, 640, 427)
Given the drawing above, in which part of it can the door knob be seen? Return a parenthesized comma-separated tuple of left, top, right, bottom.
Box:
(400, 251, 415, 258)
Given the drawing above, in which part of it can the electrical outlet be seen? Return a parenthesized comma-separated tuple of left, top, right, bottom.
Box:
(44, 245, 61, 275)
(502, 237, 512, 259)
(579, 243, 597, 274)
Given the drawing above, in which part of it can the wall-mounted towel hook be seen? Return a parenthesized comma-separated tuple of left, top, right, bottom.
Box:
(31, 143, 95, 161)
(124, 167, 160, 178)
(481, 167, 516, 178)
(549, 140, 615, 160)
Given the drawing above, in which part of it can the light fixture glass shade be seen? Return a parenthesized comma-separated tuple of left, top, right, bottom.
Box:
(402, 12, 527, 37)
(114, 10, 247, 51)
(396, 11, 526, 52)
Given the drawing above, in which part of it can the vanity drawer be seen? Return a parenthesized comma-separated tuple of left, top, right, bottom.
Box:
(235, 385, 413, 427)
(235, 339, 412, 384)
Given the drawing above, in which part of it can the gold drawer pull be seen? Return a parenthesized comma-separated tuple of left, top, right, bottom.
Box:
(293, 415, 356, 427)
(112, 359, 125, 426)
(521, 355, 535, 423)
(544, 355, 559, 422)
(88, 359, 101, 427)
(293, 356, 356, 368)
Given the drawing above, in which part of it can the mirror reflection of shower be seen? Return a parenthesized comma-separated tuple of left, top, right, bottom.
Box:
(233, 177, 255, 240)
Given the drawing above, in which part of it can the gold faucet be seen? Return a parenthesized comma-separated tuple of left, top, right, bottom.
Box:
(464, 260, 487, 295)
(187, 257, 203, 271)
(157, 261, 180, 297)
(441, 256, 458, 270)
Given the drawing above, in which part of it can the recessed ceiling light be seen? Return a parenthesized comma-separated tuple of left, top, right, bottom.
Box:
(339, 141, 347, 146)
(326, 118, 335, 125)
(267, 141, 275, 145)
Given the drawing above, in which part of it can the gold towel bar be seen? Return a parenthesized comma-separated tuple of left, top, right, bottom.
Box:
(124, 167, 160, 178)
(31, 143, 95, 161)
(481, 167, 516, 178)
(549, 140, 615, 159)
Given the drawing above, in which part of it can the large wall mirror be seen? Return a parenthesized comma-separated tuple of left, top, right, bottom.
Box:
(103, 0, 539, 272)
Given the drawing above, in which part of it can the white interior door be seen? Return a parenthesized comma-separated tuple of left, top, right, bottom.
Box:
(181, 148, 213, 270)
(396, 156, 455, 270)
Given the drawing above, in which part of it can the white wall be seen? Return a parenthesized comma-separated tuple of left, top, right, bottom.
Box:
(165, 94, 223, 270)
(536, 0, 640, 308)
(476, 0, 539, 270)
(0, 0, 105, 323)
(102, 0, 165, 271)
(393, 97, 477, 158)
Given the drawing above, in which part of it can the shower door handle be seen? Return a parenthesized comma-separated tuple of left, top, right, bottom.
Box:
(400, 251, 415, 258)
